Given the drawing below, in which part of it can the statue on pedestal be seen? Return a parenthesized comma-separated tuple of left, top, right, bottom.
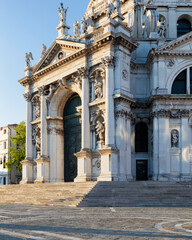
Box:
(58, 3, 68, 26)
(95, 120, 105, 146)
(25, 52, 33, 68)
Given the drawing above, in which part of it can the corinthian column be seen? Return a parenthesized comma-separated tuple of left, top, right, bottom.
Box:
(97, 56, 119, 182)
(74, 67, 91, 182)
(35, 86, 49, 183)
(102, 56, 115, 147)
(20, 92, 34, 184)
(79, 67, 91, 150)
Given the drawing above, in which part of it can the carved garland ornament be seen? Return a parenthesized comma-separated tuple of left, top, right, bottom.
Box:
(151, 109, 190, 119)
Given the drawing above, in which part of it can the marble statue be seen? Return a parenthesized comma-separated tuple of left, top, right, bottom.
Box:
(58, 3, 68, 25)
(113, 0, 122, 16)
(33, 126, 41, 158)
(81, 17, 88, 34)
(94, 79, 103, 99)
(41, 44, 47, 58)
(25, 52, 33, 68)
(95, 120, 105, 141)
(106, 2, 115, 19)
(158, 18, 167, 38)
(171, 130, 179, 148)
(74, 20, 81, 37)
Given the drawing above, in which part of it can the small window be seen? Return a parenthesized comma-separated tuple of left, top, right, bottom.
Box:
(4, 142, 6, 149)
(4, 129, 6, 134)
(171, 70, 187, 94)
(3, 177, 6, 185)
(177, 19, 191, 37)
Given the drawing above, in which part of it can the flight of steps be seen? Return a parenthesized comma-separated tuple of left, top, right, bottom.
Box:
(0, 181, 191, 207)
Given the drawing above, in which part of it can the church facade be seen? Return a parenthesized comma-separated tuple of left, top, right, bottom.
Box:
(19, 0, 192, 184)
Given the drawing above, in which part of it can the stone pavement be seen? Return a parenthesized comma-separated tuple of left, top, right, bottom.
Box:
(0, 204, 191, 239)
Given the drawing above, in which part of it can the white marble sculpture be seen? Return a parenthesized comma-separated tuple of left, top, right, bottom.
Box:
(25, 52, 33, 68)
(74, 20, 81, 37)
(58, 3, 68, 26)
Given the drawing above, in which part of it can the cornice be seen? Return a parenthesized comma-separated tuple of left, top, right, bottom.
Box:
(114, 92, 136, 104)
(149, 94, 192, 102)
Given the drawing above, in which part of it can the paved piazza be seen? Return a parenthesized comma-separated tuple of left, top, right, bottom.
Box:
(0, 205, 191, 239)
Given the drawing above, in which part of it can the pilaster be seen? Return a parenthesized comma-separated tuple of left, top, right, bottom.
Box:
(102, 56, 115, 147)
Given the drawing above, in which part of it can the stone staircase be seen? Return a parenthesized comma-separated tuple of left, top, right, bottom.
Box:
(0, 181, 192, 207)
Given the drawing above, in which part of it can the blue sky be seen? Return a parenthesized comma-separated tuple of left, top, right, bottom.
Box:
(0, 0, 90, 126)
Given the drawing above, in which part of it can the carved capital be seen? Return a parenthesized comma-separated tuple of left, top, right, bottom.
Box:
(23, 92, 32, 102)
(38, 85, 46, 96)
(101, 56, 115, 68)
(77, 66, 89, 78)
(115, 110, 133, 120)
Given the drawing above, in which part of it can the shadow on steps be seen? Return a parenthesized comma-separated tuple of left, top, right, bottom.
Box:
(77, 181, 192, 207)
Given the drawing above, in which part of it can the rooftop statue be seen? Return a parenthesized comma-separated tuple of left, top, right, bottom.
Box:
(25, 52, 33, 68)
(113, 0, 122, 16)
(41, 43, 47, 58)
(58, 3, 68, 26)
(74, 20, 81, 37)
(106, 2, 115, 19)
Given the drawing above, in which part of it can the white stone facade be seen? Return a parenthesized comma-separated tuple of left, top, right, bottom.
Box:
(19, 0, 192, 183)
(0, 124, 18, 184)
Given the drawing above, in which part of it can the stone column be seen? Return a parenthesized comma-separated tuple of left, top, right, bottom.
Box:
(97, 56, 119, 181)
(74, 67, 91, 182)
(35, 86, 49, 183)
(102, 56, 115, 147)
(152, 115, 159, 180)
(20, 92, 34, 184)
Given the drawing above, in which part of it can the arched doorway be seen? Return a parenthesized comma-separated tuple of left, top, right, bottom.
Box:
(135, 122, 148, 181)
(63, 94, 81, 182)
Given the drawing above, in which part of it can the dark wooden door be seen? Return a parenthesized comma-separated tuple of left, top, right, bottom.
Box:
(136, 160, 148, 181)
(64, 94, 81, 182)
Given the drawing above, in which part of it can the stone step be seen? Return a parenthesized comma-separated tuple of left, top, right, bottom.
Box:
(0, 181, 192, 207)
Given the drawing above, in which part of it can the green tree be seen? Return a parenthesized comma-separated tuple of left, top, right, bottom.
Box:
(6, 121, 26, 173)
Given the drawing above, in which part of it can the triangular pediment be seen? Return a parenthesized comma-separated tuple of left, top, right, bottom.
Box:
(154, 31, 192, 53)
(35, 39, 86, 73)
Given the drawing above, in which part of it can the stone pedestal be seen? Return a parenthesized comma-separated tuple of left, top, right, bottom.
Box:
(57, 24, 70, 38)
(34, 157, 50, 183)
(74, 150, 92, 182)
(20, 159, 34, 184)
(97, 147, 118, 181)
